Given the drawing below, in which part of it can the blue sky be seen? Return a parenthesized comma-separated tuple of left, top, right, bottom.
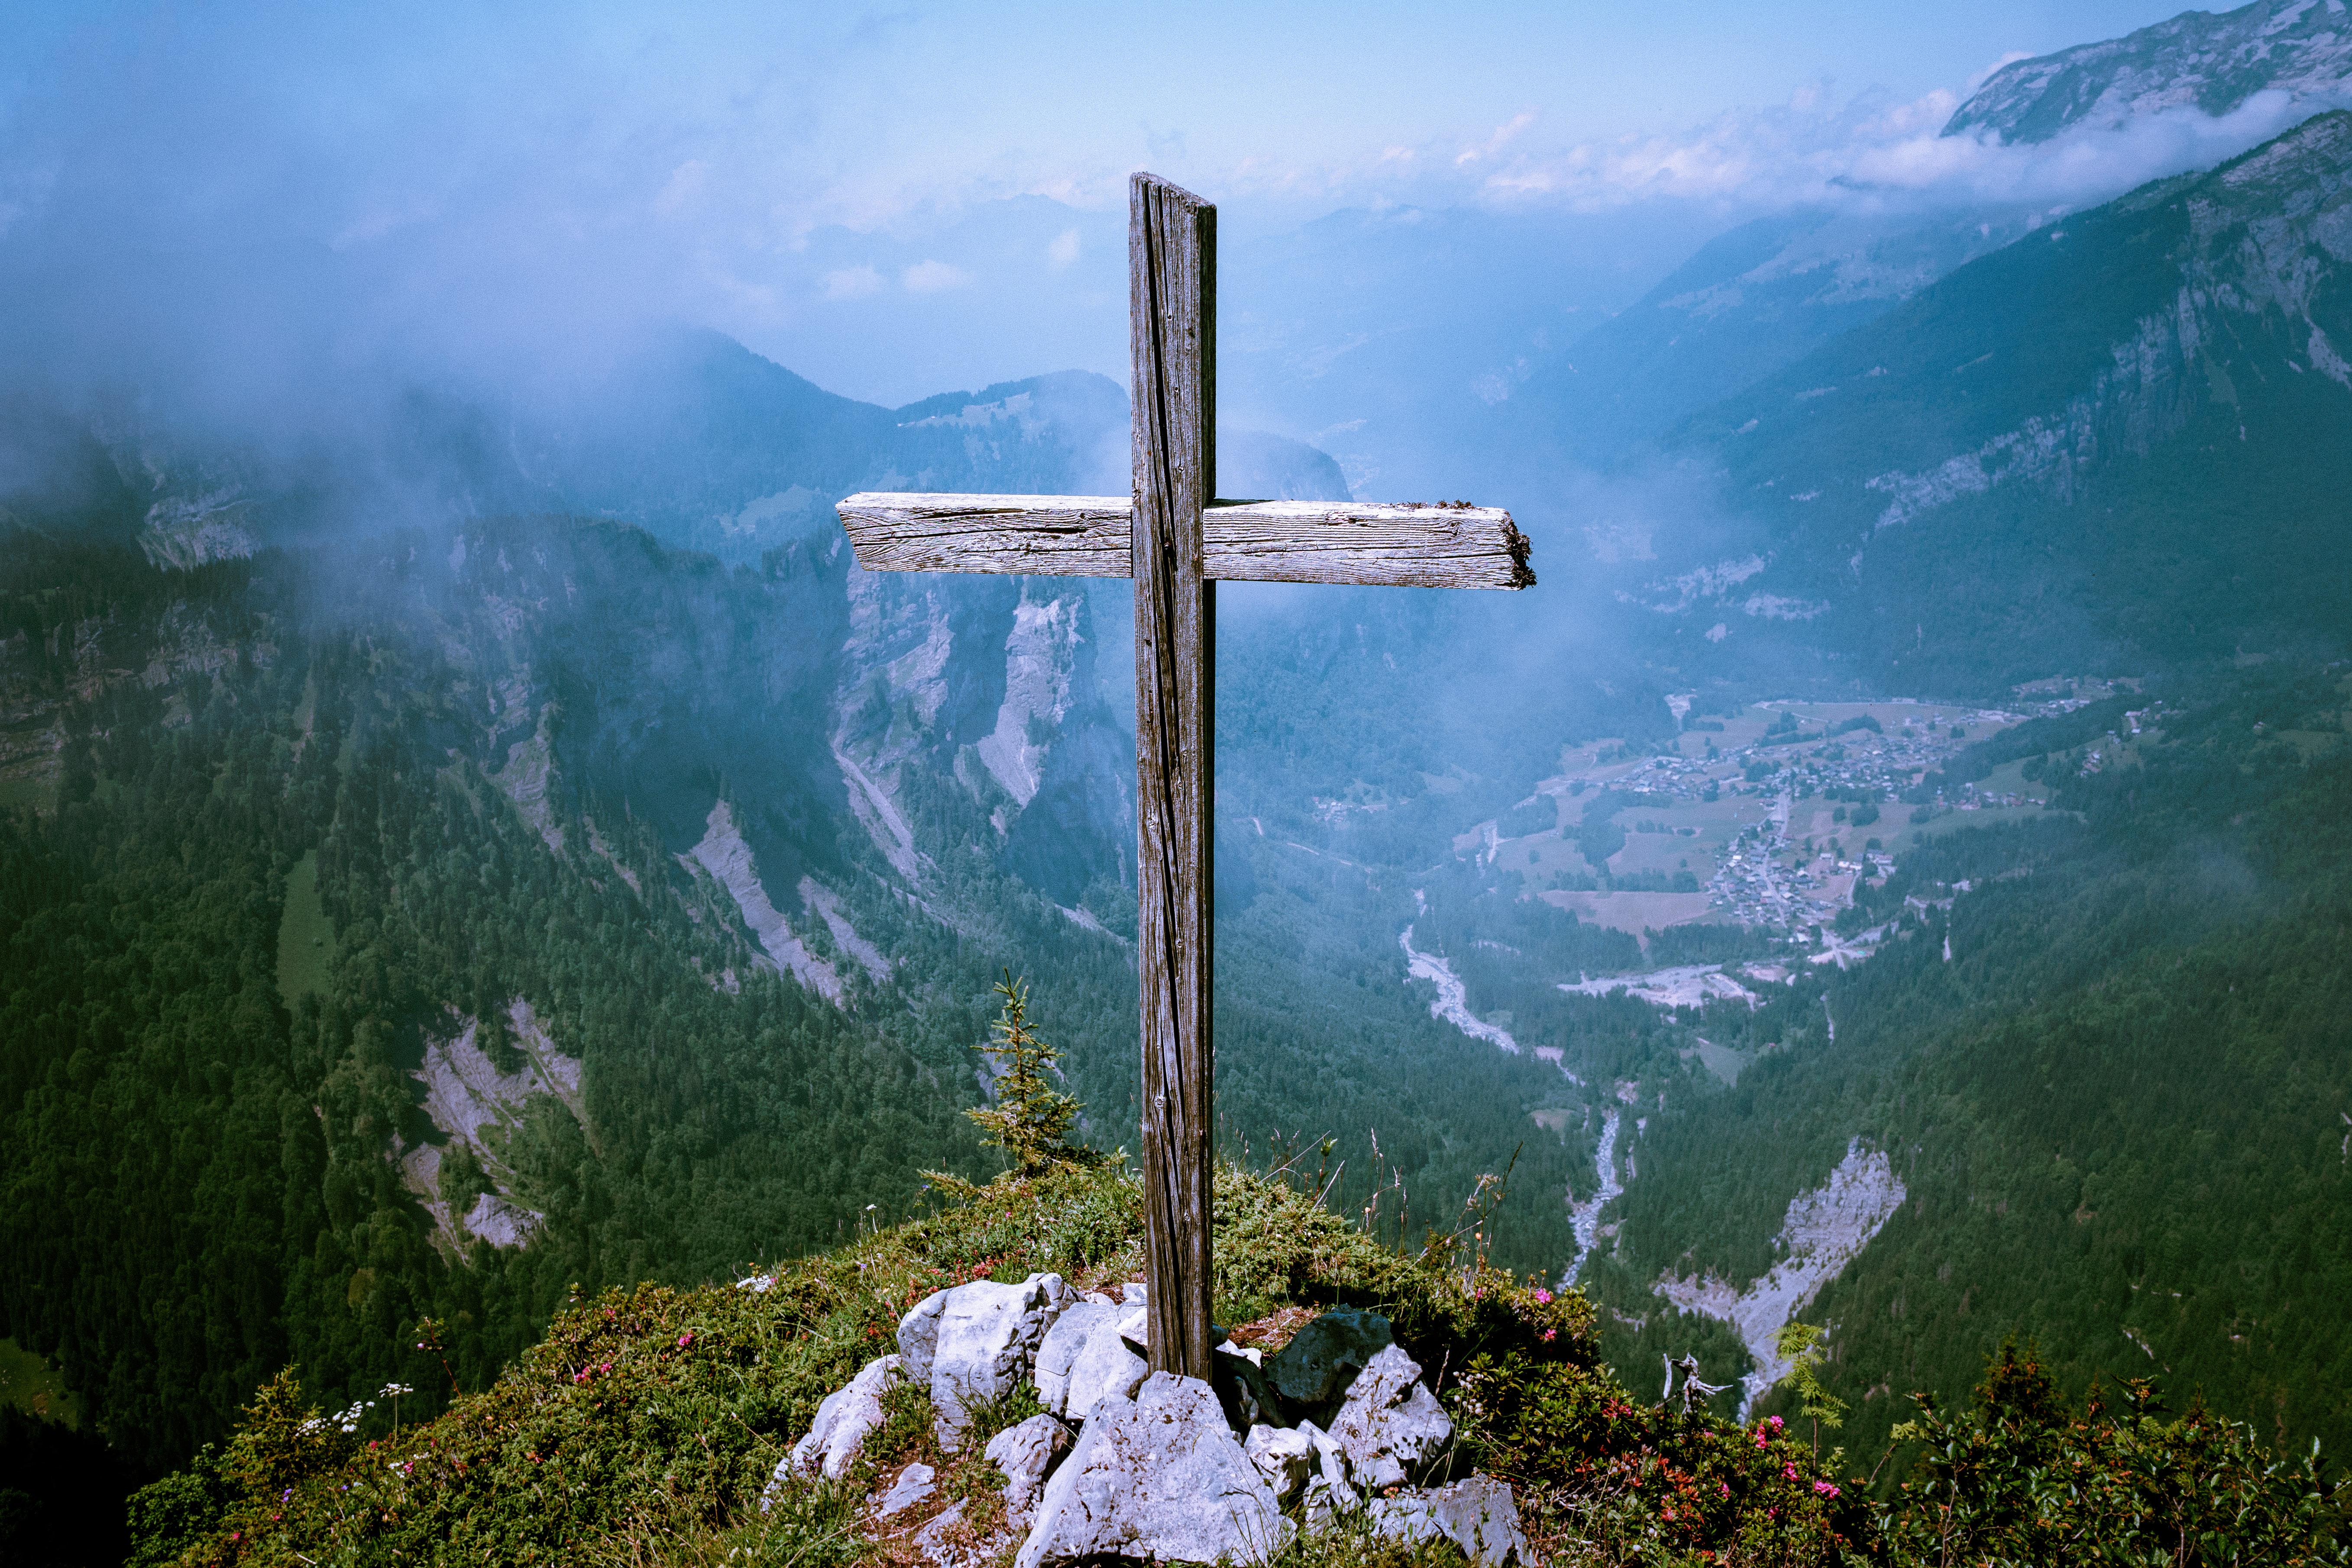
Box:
(0, 2, 2272, 404)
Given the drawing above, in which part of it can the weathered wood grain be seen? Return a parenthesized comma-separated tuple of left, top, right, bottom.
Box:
(836, 495, 1534, 589)
(1130, 171, 1219, 1384)
(1206, 499, 1532, 588)
(834, 494, 1132, 577)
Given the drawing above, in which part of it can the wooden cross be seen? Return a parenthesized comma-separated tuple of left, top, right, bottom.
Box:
(835, 173, 1533, 1381)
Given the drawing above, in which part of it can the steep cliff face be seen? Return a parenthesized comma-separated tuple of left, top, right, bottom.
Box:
(345, 513, 1137, 1005)
(1513, 208, 2037, 464)
(1946, 0, 2352, 145)
(1647, 111, 2352, 686)
(831, 564, 1130, 910)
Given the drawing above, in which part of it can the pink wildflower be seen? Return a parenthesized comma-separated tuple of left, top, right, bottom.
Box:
(1783, 1464, 1799, 1481)
(1543, 1329, 1557, 1341)
(1533, 1288, 1553, 1304)
(1814, 1481, 1840, 1498)
(678, 1331, 694, 1347)
(1768, 1415, 1784, 1430)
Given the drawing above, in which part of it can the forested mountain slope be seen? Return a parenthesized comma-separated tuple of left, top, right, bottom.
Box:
(1632, 112, 2352, 693)
(1510, 209, 2035, 469)
(0, 513, 1606, 1478)
(1566, 664, 2352, 1473)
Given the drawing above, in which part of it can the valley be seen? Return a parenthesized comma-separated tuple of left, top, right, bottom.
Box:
(2, 7, 2350, 1559)
(1466, 694, 2083, 950)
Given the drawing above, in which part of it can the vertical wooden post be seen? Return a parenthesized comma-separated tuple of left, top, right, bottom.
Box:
(1130, 171, 1216, 1382)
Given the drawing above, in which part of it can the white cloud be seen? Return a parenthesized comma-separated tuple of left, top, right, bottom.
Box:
(1456, 111, 1537, 166)
(1046, 227, 1080, 268)
(1471, 83, 2346, 216)
(654, 159, 708, 216)
(900, 259, 970, 293)
(821, 265, 883, 299)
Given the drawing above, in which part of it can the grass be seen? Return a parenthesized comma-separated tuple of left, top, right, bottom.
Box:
(133, 1160, 1875, 1567)
(1538, 889, 1718, 937)
(275, 849, 332, 1006)
(0, 1335, 79, 1426)
(0, 771, 54, 811)
(1692, 1039, 1750, 1086)
(1904, 802, 2062, 844)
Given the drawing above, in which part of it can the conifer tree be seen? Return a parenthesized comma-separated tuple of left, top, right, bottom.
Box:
(1775, 1320, 1848, 1461)
(963, 971, 1087, 1178)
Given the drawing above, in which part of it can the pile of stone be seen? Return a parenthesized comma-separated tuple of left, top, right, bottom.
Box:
(771, 1271, 1528, 1567)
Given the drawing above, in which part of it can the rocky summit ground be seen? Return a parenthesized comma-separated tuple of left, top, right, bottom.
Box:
(126, 1161, 1883, 1566)
(123, 1156, 2347, 1566)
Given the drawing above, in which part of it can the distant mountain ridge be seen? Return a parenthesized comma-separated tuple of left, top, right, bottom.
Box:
(1947, 0, 2352, 144)
(1517, 208, 2037, 467)
(0, 329, 1349, 571)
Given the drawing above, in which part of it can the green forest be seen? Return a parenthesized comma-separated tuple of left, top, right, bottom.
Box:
(0, 528, 1601, 1487)
(4, 522, 2349, 1563)
(1565, 666, 2352, 1469)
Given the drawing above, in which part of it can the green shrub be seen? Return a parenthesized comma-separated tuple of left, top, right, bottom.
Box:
(1876, 1343, 2352, 1566)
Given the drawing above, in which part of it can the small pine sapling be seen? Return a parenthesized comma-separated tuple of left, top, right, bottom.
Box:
(958, 972, 1091, 1180)
(1775, 1319, 1848, 1462)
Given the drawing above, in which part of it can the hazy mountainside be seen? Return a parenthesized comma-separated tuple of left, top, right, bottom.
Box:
(1946, 0, 2352, 144)
(0, 328, 1348, 572)
(0, 509, 1621, 1474)
(1512, 209, 2035, 469)
(1624, 111, 2352, 695)
(1501, 2, 2352, 498)
(1216, 202, 1712, 503)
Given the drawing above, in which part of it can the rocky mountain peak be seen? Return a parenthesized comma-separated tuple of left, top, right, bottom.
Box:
(1945, 0, 2352, 144)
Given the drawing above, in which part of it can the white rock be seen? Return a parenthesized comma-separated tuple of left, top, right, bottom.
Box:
(1295, 1419, 1358, 1529)
(1033, 1301, 1146, 1422)
(783, 1354, 902, 1481)
(1327, 1345, 1453, 1490)
(1120, 1281, 1148, 1303)
(1367, 1475, 1529, 1567)
(1114, 1305, 1149, 1358)
(898, 1290, 948, 1387)
(1243, 1424, 1313, 1503)
(986, 1413, 1076, 1525)
(1013, 1372, 1295, 1568)
(899, 1273, 1076, 1450)
(911, 1499, 971, 1567)
(877, 1461, 936, 1518)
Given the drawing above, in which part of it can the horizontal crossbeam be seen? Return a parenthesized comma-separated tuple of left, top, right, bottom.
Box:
(835, 493, 1534, 589)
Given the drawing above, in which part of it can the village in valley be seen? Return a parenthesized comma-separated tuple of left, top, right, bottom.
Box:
(1454, 678, 2149, 1005)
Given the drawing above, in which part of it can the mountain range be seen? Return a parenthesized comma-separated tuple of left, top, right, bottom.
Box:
(1638, 107, 2352, 691)
(2, 7, 2350, 1551)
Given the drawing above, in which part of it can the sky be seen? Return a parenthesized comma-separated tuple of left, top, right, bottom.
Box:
(0, 0, 2284, 409)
